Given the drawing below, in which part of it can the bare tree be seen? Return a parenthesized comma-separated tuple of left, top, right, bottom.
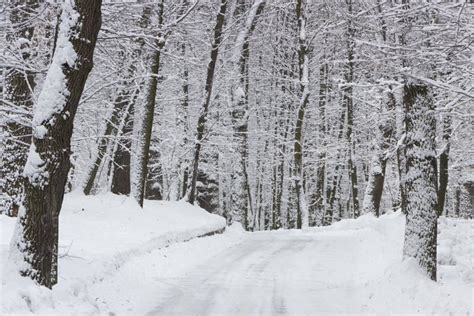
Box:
(188, 0, 228, 205)
(134, 1, 165, 207)
(293, 0, 310, 228)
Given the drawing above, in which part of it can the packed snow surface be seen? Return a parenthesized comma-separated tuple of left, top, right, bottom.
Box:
(1, 198, 472, 315)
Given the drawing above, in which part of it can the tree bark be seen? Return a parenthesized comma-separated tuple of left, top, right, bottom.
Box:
(13, 0, 101, 288)
(2, 0, 38, 216)
(437, 114, 451, 216)
(111, 95, 136, 195)
(402, 83, 438, 281)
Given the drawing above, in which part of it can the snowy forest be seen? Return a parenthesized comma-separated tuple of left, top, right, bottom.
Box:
(0, 0, 473, 315)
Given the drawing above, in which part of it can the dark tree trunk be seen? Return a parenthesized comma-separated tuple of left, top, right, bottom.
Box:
(293, 0, 310, 229)
(231, 0, 265, 230)
(175, 0, 191, 200)
(324, 102, 347, 225)
(437, 115, 451, 216)
(109, 6, 151, 196)
(188, 0, 228, 204)
(402, 83, 438, 282)
(179, 41, 190, 199)
(111, 100, 134, 195)
(361, 2, 395, 217)
(311, 58, 328, 227)
(2, 0, 38, 216)
(363, 89, 396, 216)
(344, 0, 359, 219)
(135, 1, 165, 207)
(83, 88, 133, 195)
(453, 187, 460, 217)
(14, 0, 102, 288)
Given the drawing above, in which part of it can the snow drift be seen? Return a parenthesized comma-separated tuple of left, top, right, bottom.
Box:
(0, 192, 226, 314)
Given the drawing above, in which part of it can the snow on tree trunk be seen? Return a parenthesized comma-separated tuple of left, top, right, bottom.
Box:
(402, 82, 438, 281)
(134, 1, 165, 207)
(362, 90, 395, 216)
(10, 0, 102, 288)
(83, 85, 134, 195)
(229, 0, 265, 231)
(293, 0, 309, 229)
(2, 0, 38, 216)
(437, 114, 451, 216)
(344, 0, 359, 219)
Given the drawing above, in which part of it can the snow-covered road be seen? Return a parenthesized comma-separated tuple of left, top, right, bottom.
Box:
(148, 231, 384, 315)
(142, 214, 472, 315)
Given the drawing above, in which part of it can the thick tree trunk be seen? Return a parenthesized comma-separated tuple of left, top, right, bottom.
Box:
(2, 0, 38, 216)
(13, 0, 101, 288)
(134, 1, 165, 207)
(402, 83, 438, 281)
(188, 0, 228, 204)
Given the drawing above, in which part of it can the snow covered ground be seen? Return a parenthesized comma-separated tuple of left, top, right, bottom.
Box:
(0, 192, 226, 314)
(1, 197, 472, 315)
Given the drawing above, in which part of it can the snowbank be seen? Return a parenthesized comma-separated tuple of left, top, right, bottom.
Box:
(307, 212, 473, 314)
(0, 192, 226, 314)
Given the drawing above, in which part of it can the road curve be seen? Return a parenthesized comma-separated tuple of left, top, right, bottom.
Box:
(147, 231, 364, 315)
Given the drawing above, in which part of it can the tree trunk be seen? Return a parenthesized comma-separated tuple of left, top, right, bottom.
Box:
(13, 0, 101, 288)
(293, 0, 310, 229)
(2, 0, 38, 216)
(402, 83, 438, 281)
(188, 0, 228, 204)
(179, 41, 190, 199)
(344, 0, 359, 219)
(134, 0, 165, 207)
(324, 102, 347, 225)
(437, 114, 451, 216)
(362, 90, 396, 216)
(230, 0, 265, 230)
(464, 182, 474, 219)
(83, 88, 134, 195)
(111, 100, 135, 195)
(361, 2, 395, 217)
(311, 57, 328, 227)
